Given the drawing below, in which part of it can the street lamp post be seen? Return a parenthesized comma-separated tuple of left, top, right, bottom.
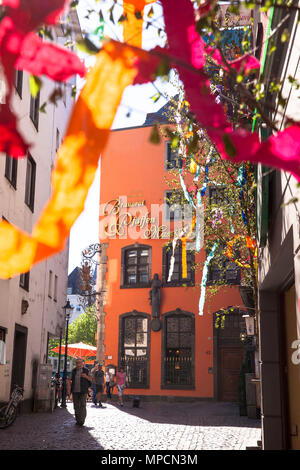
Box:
(55, 328, 62, 407)
(61, 300, 73, 408)
(81, 243, 104, 364)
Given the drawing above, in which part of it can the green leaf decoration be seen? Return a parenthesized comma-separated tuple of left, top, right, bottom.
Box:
(149, 124, 161, 144)
(222, 134, 237, 158)
(281, 28, 290, 43)
(94, 24, 104, 40)
(76, 37, 100, 55)
(134, 10, 143, 20)
(39, 102, 47, 114)
(148, 6, 154, 18)
(118, 13, 128, 24)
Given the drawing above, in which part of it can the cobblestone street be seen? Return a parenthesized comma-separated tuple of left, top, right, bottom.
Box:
(0, 399, 261, 451)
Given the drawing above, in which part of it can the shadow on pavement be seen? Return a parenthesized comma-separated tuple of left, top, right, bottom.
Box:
(108, 399, 261, 428)
(0, 406, 104, 450)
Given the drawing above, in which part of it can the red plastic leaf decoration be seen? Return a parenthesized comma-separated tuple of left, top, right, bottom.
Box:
(16, 33, 85, 81)
(160, 0, 300, 181)
(0, 0, 83, 157)
(1, 0, 19, 6)
(229, 54, 261, 74)
(0, 109, 29, 157)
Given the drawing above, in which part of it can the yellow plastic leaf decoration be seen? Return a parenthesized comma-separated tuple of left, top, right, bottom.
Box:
(0, 41, 138, 279)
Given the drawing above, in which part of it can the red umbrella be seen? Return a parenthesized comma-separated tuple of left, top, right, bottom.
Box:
(51, 342, 97, 358)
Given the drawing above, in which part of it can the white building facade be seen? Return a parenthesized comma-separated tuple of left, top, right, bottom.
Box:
(255, 5, 300, 449)
(0, 10, 82, 411)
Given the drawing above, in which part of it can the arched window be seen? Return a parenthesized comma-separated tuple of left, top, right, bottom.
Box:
(119, 312, 150, 388)
(161, 310, 195, 389)
(121, 244, 152, 288)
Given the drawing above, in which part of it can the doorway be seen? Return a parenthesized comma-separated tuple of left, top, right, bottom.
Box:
(213, 309, 246, 401)
(11, 324, 28, 392)
(219, 346, 244, 401)
(283, 283, 300, 449)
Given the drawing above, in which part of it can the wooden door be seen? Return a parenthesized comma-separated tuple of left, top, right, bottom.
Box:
(219, 347, 244, 401)
(11, 324, 28, 392)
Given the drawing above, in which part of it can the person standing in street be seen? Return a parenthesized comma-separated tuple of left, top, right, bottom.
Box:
(116, 367, 127, 407)
(91, 360, 98, 404)
(69, 358, 92, 426)
(105, 367, 114, 403)
(91, 362, 105, 408)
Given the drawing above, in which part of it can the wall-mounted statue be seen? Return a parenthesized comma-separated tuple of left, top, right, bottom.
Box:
(149, 273, 162, 331)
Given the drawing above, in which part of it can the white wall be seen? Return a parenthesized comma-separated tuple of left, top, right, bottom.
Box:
(0, 21, 80, 402)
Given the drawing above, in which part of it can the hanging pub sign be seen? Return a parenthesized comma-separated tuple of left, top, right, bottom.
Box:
(217, 3, 252, 27)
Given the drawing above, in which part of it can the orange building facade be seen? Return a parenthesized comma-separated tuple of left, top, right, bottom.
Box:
(98, 109, 245, 401)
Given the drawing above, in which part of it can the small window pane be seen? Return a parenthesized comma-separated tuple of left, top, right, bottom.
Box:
(123, 247, 150, 286)
(25, 155, 36, 212)
(137, 318, 148, 333)
(180, 317, 192, 331)
(5, 154, 17, 188)
(20, 271, 30, 291)
(167, 333, 178, 348)
(167, 317, 178, 332)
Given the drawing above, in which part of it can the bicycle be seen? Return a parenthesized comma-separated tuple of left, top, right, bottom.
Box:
(0, 384, 24, 429)
(50, 375, 63, 412)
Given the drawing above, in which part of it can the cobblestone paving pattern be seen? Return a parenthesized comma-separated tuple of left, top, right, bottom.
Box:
(0, 400, 261, 451)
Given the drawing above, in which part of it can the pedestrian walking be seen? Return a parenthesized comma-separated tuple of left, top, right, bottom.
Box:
(91, 360, 97, 404)
(116, 367, 127, 407)
(105, 367, 114, 402)
(69, 358, 92, 426)
(91, 362, 105, 408)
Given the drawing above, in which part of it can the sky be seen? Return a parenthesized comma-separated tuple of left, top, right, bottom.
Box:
(67, 0, 177, 273)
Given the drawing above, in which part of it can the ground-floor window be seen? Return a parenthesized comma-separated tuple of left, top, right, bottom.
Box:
(119, 312, 150, 388)
(162, 311, 195, 389)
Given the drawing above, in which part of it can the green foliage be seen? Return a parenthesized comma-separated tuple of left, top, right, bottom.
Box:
(68, 305, 97, 346)
(48, 306, 97, 357)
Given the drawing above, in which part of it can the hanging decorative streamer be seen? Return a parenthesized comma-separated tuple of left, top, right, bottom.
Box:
(167, 237, 178, 283)
(179, 168, 197, 210)
(200, 165, 209, 197)
(123, 0, 156, 48)
(225, 234, 257, 269)
(166, 93, 190, 283)
(193, 163, 201, 182)
(236, 164, 248, 227)
(181, 237, 187, 279)
(199, 241, 218, 316)
(0, 41, 138, 278)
